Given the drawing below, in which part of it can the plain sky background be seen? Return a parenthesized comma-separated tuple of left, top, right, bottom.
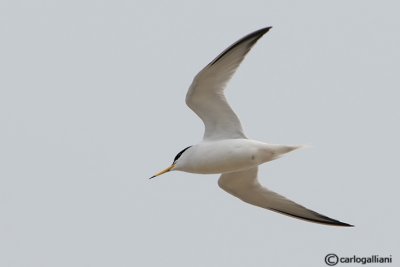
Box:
(1, 1, 399, 266)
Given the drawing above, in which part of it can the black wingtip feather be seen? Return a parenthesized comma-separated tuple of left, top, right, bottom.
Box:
(210, 26, 272, 66)
(270, 208, 354, 227)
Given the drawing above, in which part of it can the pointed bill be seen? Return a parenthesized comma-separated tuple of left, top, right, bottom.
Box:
(150, 165, 176, 179)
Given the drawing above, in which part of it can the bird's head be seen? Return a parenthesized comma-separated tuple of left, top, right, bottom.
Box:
(149, 146, 192, 179)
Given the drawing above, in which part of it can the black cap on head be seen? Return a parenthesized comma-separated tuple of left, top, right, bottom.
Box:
(173, 146, 192, 164)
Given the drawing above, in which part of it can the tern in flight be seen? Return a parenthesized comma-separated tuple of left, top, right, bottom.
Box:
(151, 27, 352, 227)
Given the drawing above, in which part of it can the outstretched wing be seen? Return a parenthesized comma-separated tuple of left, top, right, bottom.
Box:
(186, 27, 271, 140)
(218, 167, 353, 226)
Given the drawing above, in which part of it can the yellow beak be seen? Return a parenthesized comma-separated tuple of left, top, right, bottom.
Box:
(149, 164, 176, 179)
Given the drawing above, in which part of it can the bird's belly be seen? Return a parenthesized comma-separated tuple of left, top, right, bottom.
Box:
(183, 140, 266, 174)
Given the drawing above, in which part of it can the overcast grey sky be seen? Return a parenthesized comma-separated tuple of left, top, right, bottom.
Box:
(1, 1, 399, 266)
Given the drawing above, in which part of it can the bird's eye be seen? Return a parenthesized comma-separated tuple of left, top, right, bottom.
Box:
(173, 146, 192, 163)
